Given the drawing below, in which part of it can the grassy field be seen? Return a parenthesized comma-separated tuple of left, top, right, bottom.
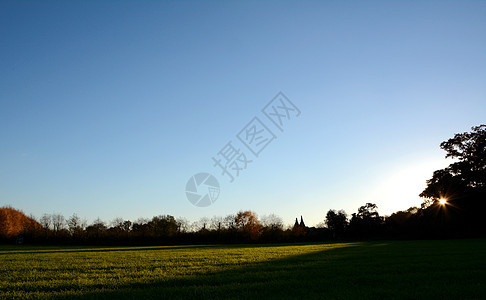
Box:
(0, 239, 485, 299)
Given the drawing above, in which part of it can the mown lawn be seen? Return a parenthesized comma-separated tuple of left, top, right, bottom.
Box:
(0, 239, 485, 299)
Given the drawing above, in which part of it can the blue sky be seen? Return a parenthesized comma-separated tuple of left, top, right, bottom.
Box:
(1, 1, 485, 227)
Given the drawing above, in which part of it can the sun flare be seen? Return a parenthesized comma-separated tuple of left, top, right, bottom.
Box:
(369, 158, 452, 214)
(439, 198, 447, 205)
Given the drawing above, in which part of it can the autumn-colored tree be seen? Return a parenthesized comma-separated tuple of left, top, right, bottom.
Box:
(235, 210, 262, 241)
(0, 206, 41, 239)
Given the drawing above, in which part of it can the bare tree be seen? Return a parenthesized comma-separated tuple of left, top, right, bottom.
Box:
(210, 216, 224, 231)
(51, 214, 65, 232)
(261, 214, 284, 231)
(192, 217, 209, 232)
(67, 213, 83, 235)
(176, 217, 190, 233)
(223, 214, 236, 230)
(39, 214, 52, 230)
(111, 217, 125, 229)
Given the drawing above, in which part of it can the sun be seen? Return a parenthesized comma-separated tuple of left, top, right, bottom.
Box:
(439, 198, 447, 205)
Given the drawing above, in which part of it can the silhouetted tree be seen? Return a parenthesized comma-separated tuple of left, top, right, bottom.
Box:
(51, 214, 65, 234)
(192, 217, 210, 233)
(325, 209, 348, 239)
(66, 213, 86, 240)
(420, 124, 486, 236)
(86, 218, 107, 241)
(349, 203, 384, 238)
(107, 217, 131, 241)
(223, 214, 237, 231)
(260, 214, 284, 242)
(148, 215, 178, 238)
(176, 217, 190, 234)
(132, 218, 150, 240)
(385, 207, 420, 238)
(210, 216, 224, 231)
(67, 214, 81, 234)
(39, 214, 52, 231)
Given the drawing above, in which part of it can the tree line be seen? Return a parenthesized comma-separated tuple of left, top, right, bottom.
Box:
(1, 125, 485, 244)
(0, 204, 397, 245)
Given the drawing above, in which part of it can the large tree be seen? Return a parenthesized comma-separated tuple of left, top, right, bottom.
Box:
(419, 125, 486, 234)
(235, 210, 262, 241)
(420, 125, 485, 201)
(0, 206, 41, 240)
(325, 209, 347, 239)
(348, 203, 383, 238)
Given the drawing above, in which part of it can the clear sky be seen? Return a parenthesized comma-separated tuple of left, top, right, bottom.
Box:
(1, 1, 485, 227)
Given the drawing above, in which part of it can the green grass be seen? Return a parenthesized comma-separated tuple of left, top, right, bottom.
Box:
(1, 240, 485, 299)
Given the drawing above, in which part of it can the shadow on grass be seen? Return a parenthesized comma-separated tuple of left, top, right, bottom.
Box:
(58, 240, 486, 299)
